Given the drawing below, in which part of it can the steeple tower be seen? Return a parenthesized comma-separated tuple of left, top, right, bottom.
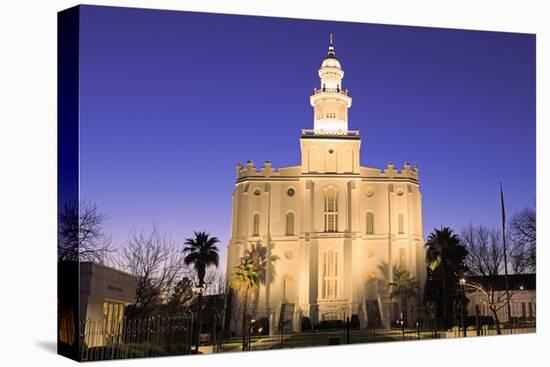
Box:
(310, 34, 353, 133)
(300, 35, 360, 174)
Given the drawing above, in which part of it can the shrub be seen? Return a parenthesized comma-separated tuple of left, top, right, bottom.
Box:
(350, 314, 360, 329)
(254, 317, 269, 335)
(301, 316, 312, 331)
(317, 320, 345, 330)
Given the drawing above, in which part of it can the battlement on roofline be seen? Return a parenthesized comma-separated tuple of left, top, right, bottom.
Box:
(235, 160, 419, 182)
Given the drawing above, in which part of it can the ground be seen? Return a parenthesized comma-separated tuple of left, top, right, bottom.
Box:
(218, 328, 438, 352)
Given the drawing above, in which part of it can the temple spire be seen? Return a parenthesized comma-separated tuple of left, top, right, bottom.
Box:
(328, 33, 335, 56)
(310, 34, 352, 132)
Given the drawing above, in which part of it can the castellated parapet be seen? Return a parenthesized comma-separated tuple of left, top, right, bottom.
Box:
(236, 160, 419, 182)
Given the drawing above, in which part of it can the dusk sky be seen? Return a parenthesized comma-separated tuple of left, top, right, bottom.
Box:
(78, 5, 535, 269)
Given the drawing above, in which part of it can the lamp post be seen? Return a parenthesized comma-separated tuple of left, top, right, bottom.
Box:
(400, 319, 405, 341)
(193, 285, 205, 353)
(459, 278, 467, 337)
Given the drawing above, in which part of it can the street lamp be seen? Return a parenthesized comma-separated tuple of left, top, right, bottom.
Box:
(193, 285, 205, 353)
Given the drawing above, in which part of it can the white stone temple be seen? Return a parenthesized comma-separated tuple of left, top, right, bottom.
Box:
(226, 35, 426, 334)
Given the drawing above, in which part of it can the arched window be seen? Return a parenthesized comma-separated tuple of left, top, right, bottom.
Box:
(323, 249, 338, 299)
(286, 212, 295, 236)
(253, 213, 260, 236)
(398, 213, 404, 234)
(366, 212, 374, 234)
(324, 188, 338, 232)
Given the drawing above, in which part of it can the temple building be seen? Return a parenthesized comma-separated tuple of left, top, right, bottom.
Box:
(226, 36, 426, 334)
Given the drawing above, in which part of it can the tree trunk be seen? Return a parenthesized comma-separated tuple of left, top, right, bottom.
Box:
(400, 297, 406, 326)
(241, 288, 249, 351)
(490, 308, 501, 335)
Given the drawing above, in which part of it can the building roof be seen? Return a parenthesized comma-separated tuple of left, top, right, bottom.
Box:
(467, 273, 536, 291)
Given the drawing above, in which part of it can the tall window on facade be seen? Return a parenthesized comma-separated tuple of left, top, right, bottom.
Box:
(323, 249, 338, 299)
(366, 212, 374, 234)
(253, 213, 260, 236)
(286, 212, 295, 236)
(324, 188, 338, 232)
(398, 213, 405, 234)
(399, 248, 406, 270)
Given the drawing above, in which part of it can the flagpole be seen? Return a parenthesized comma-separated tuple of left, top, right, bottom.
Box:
(500, 182, 512, 330)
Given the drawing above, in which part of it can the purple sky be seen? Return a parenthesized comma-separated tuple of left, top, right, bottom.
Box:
(78, 5, 535, 269)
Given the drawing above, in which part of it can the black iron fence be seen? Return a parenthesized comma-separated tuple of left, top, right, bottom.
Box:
(74, 312, 536, 360)
(80, 312, 193, 361)
(218, 318, 536, 352)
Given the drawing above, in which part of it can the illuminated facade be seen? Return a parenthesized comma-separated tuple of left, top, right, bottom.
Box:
(226, 36, 426, 333)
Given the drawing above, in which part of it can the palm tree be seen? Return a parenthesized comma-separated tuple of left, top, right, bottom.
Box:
(183, 231, 220, 352)
(425, 227, 468, 327)
(242, 242, 280, 316)
(388, 268, 419, 326)
(183, 231, 220, 287)
(231, 258, 261, 351)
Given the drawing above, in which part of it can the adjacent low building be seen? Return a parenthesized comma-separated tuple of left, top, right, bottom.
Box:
(79, 262, 137, 324)
(464, 274, 536, 323)
(58, 261, 137, 350)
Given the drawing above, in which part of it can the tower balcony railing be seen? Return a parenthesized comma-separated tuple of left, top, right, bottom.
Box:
(312, 87, 350, 96)
(302, 129, 360, 137)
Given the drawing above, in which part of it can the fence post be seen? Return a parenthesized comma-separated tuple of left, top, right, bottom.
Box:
(280, 312, 284, 349)
(346, 317, 350, 344)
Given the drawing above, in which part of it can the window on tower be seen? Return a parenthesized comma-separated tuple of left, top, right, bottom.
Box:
(286, 212, 295, 236)
(398, 213, 405, 234)
(399, 248, 406, 270)
(366, 212, 374, 234)
(253, 213, 260, 236)
(324, 188, 338, 232)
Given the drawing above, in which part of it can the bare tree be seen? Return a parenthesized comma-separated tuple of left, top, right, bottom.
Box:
(461, 224, 525, 334)
(204, 271, 226, 296)
(509, 207, 536, 273)
(58, 200, 114, 263)
(116, 227, 185, 318)
(461, 225, 503, 277)
(460, 280, 519, 335)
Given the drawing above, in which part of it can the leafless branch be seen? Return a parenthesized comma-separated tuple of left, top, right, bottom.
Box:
(58, 200, 115, 263)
